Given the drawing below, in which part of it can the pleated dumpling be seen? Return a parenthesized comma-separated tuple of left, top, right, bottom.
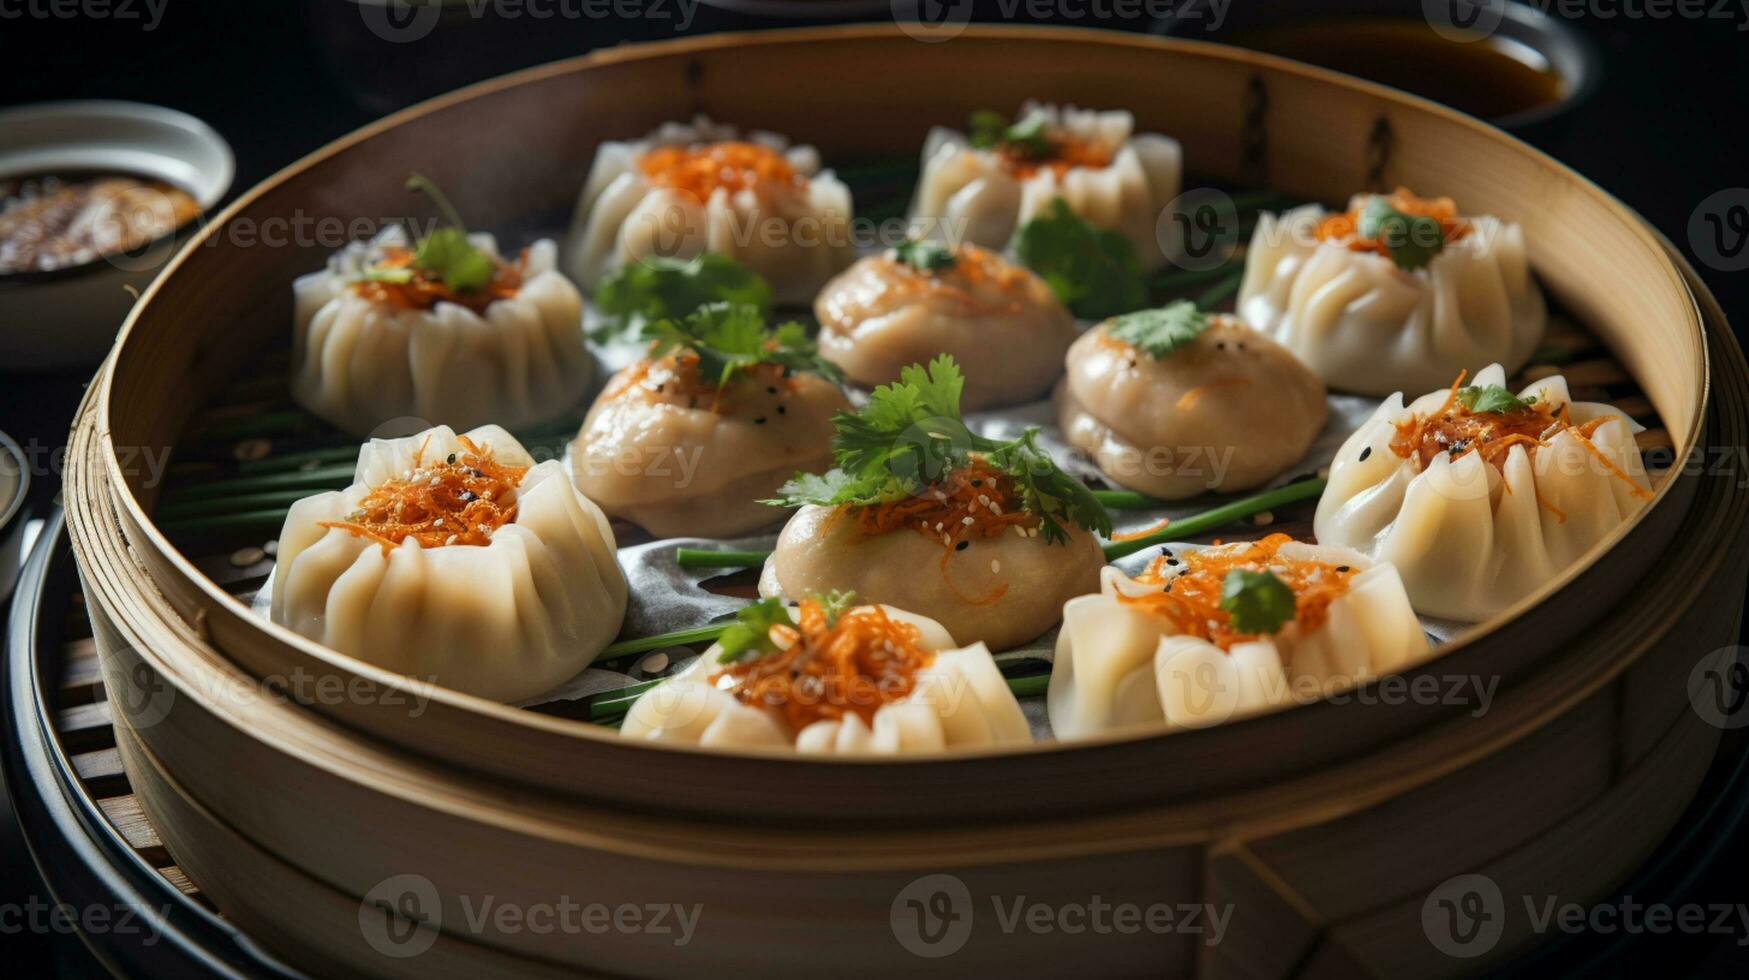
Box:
(814, 241, 1077, 410)
(760, 356, 1109, 652)
(620, 596, 1031, 754)
(292, 224, 590, 436)
(1238, 188, 1546, 396)
(1314, 364, 1654, 621)
(1049, 534, 1428, 738)
(565, 116, 854, 305)
(1055, 303, 1327, 500)
(909, 103, 1182, 271)
(271, 425, 627, 702)
(570, 304, 849, 538)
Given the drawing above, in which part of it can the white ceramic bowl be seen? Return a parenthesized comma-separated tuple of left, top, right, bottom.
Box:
(0, 100, 233, 369)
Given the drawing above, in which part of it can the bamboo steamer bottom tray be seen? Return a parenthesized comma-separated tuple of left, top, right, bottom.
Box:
(68, 250, 1749, 977)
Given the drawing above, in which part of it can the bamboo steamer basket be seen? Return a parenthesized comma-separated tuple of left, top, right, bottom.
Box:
(62, 25, 1749, 978)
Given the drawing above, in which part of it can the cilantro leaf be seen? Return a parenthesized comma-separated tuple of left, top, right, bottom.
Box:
(764, 354, 1110, 542)
(1355, 196, 1447, 271)
(715, 598, 797, 663)
(967, 110, 1052, 159)
(1104, 301, 1211, 358)
(981, 428, 1112, 543)
(1219, 569, 1296, 635)
(360, 173, 497, 293)
(1014, 199, 1148, 320)
(594, 253, 771, 340)
(1455, 384, 1538, 414)
(891, 239, 958, 273)
(412, 227, 496, 292)
(641, 302, 840, 388)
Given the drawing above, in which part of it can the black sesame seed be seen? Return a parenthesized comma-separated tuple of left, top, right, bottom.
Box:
(777, 405, 787, 415)
(955, 540, 969, 551)
(767, 385, 778, 394)
(970, 479, 982, 487)
(1165, 557, 1180, 566)
(446, 453, 457, 464)
(754, 417, 768, 425)
(1336, 565, 1351, 572)
(1359, 446, 1372, 462)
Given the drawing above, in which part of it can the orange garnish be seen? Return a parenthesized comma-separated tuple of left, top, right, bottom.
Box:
(1175, 378, 1253, 412)
(996, 133, 1113, 179)
(886, 244, 1034, 316)
(1314, 187, 1471, 258)
(846, 460, 1039, 607)
(603, 350, 795, 415)
(349, 245, 523, 314)
(712, 598, 934, 731)
(320, 435, 526, 553)
(1388, 371, 1653, 513)
(638, 141, 805, 201)
(1117, 533, 1358, 652)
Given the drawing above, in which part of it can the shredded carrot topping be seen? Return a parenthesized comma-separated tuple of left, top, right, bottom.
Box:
(1314, 187, 1471, 258)
(638, 141, 805, 201)
(996, 133, 1114, 179)
(348, 245, 524, 314)
(1118, 533, 1358, 652)
(711, 598, 935, 731)
(320, 435, 526, 553)
(1387, 371, 1654, 518)
(845, 460, 1040, 607)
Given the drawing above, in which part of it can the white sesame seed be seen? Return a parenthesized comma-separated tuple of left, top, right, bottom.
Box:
(990, 560, 1001, 573)
(962, 516, 974, 525)
(1254, 510, 1275, 526)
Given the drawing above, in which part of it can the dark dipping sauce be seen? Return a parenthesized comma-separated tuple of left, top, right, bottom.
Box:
(0, 172, 201, 276)
(1231, 18, 1568, 121)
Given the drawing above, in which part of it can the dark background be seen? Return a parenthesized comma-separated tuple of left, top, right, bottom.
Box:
(3, 0, 1747, 975)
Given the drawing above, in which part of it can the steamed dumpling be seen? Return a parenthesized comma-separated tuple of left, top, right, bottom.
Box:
(565, 117, 854, 305)
(271, 425, 627, 702)
(1314, 364, 1653, 621)
(1238, 189, 1546, 396)
(1056, 306, 1327, 499)
(292, 226, 590, 436)
(1049, 534, 1428, 738)
(815, 243, 1077, 410)
(621, 598, 1030, 754)
(759, 494, 1104, 653)
(910, 103, 1183, 270)
(570, 346, 848, 538)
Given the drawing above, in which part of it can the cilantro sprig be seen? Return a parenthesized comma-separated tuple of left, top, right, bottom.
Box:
(890, 239, 958, 273)
(766, 355, 1111, 544)
(1103, 301, 1211, 358)
(967, 110, 1053, 159)
(594, 253, 771, 340)
(714, 598, 796, 664)
(642, 302, 840, 388)
(1219, 569, 1296, 635)
(1014, 199, 1149, 320)
(1455, 384, 1539, 414)
(714, 590, 860, 663)
(367, 173, 497, 293)
(1355, 196, 1448, 271)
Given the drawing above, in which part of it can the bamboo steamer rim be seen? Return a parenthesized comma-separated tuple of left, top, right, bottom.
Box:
(89, 24, 1714, 768)
(64, 308, 1749, 863)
